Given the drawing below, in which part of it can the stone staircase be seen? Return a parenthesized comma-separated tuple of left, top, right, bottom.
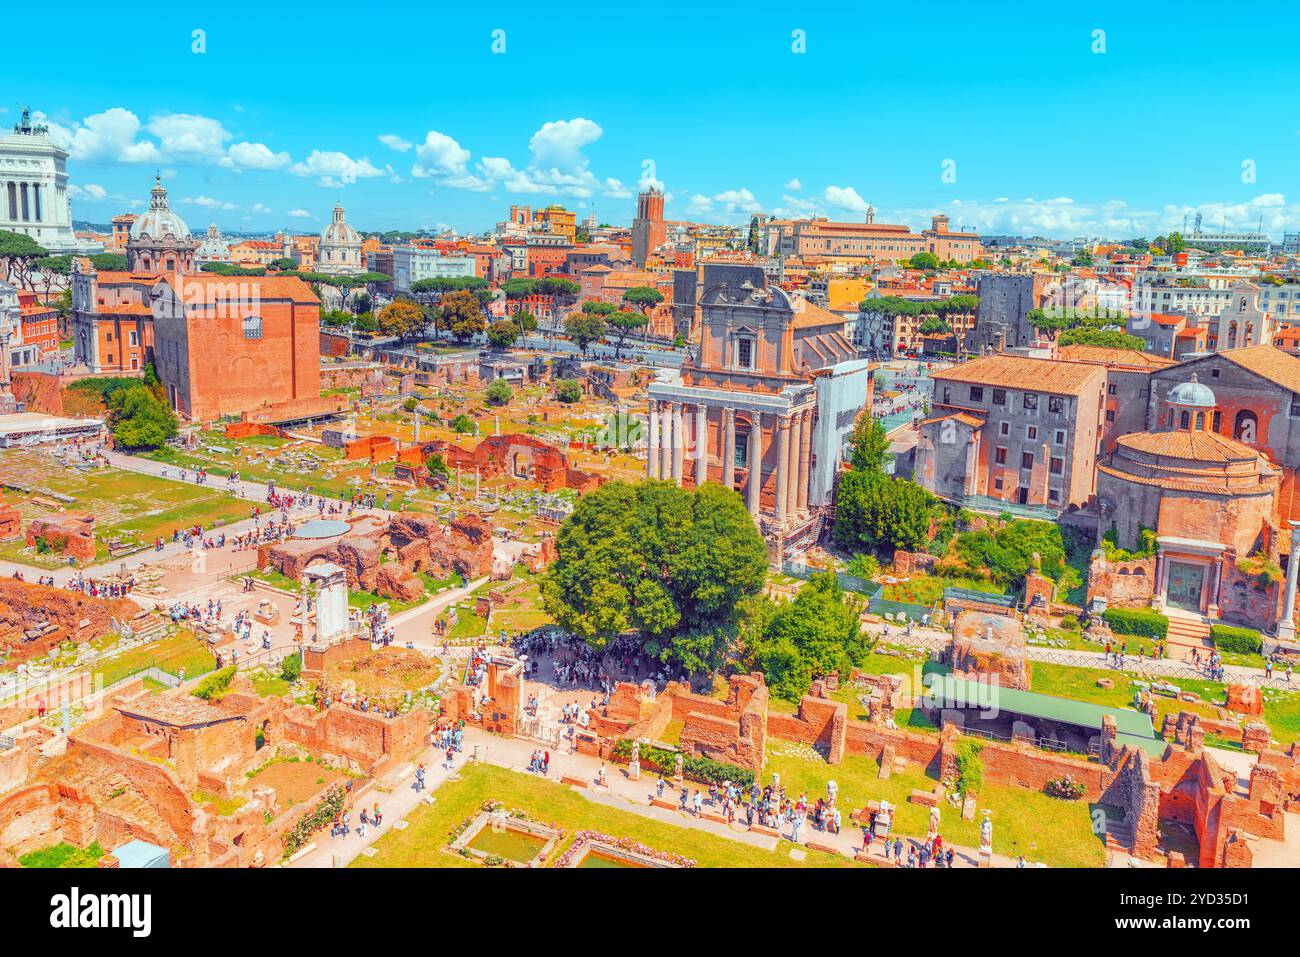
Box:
(1102, 815, 1134, 853)
(1163, 609, 1212, 660)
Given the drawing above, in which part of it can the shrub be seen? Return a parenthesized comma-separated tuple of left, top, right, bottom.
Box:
(193, 666, 237, 701)
(610, 739, 754, 789)
(284, 784, 346, 854)
(450, 414, 476, 434)
(1058, 614, 1080, 631)
(555, 379, 583, 403)
(485, 379, 513, 406)
(1045, 775, 1086, 800)
(280, 652, 303, 683)
(1211, 624, 1263, 656)
(953, 739, 984, 795)
(1102, 607, 1169, 639)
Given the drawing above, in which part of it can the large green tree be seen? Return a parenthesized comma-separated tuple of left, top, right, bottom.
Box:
(564, 312, 606, 356)
(541, 480, 768, 674)
(108, 385, 178, 450)
(0, 230, 48, 290)
(833, 469, 935, 554)
(376, 299, 426, 341)
(847, 412, 892, 473)
(742, 573, 868, 700)
(607, 310, 648, 357)
(439, 289, 486, 342)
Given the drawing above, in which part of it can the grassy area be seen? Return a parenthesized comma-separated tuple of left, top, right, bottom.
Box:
(0, 453, 251, 566)
(91, 628, 217, 688)
(19, 841, 106, 868)
(193, 790, 248, 816)
(354, 762, 861, 868)
(763, 738, 1105, 867)
(880, 573, 1002, 606)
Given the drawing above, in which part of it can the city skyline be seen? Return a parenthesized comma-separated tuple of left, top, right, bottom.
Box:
(10, 0, 1300, 238)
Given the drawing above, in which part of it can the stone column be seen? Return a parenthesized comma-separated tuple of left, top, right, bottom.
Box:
(1279, 521, 1300, 640)
(774, 414, 791, 523)
(722, 408, 736, 491)
(746, 414, 762, 516)
(797, 408, 812, 512)
(694, 405, 708, 486)
(785, 411, 802, 518)
(671, 403, 685, 486)
(647, 402, 661, 479)
(660, 401, 673, 480)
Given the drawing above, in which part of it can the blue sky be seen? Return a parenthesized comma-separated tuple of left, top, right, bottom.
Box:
(11, 0, 1300, 238)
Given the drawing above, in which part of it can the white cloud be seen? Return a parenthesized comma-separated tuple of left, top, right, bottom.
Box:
(68, 183, 108, 202)
(712, 188, 761, 214)
(823, 185, 872, 214)
(40, 107, 161, 163)
(222, 141, 291, 171)
(378, 133, 412, 152)
(290, 150, 385, 186)
(288, 208, 314, 219)
(785, 178, 802, 191)
(528, 118, 602, 172)
(181, 195, 238, 211)
(148, 113, 231, 162)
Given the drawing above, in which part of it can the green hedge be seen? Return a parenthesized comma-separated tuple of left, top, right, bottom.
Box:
(1210, 624, 1263, 656)
(1102, 607, 1169, 639)
(611, 739, 755, 789)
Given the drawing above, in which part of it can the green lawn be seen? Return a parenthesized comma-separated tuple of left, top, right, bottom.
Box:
(91, 628, 217, 688)
(354, 762, 862, 868)
(762, 737, 1105, 867)
(0, 453, 251, 566)
(880, 573, 1002, 606)
(19, 841, 106, 868)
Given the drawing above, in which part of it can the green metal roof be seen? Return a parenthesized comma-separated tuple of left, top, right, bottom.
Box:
(923, 674, 1158, 742)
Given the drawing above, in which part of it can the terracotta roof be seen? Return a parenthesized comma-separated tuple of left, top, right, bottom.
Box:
(1150, 313, 1186, 327)
(920, 411, 985, 428)
(159, 273, 320, 305)
(1208, 344, 1300, 394)
(1115, 428, 1265, 464)
(791, 297, 849, 330)
(1056, 345, 1177, 370)
(930, 354, 1105, 396)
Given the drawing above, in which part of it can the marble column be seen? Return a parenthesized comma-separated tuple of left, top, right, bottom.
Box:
(1279, 520, 1300, 640)
(774, 414, 791, 523)
(797, 408, 812, 512)
(746, 415, 761, 516)
(785, 411, 802, 518)
(647, 402, 661, 479)
(671, 403, 685, 486)
(694, 405, 708, 487)
(722, 408, 736, 491)
(660, 401, 673, 480)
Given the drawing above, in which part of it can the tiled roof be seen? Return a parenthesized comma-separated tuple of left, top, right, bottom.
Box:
(1115, 428, 1266, 463)
(930, 354, 1104, 396)
(920, 411, 985, 428)
(1056, 345, 1177, 369)
(160, 273, 320, 305)
(1210, 344, 1300, 394)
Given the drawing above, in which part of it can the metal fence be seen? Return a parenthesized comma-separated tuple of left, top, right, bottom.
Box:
(781, 561, 882, 599)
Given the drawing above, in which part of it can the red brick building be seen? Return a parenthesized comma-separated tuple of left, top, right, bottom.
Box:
(151, 274, 323, 422)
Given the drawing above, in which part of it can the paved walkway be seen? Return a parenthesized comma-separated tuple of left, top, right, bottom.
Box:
(291, 725, 1022, 869)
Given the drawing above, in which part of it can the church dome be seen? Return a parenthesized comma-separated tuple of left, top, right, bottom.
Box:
(130, 176, 191, 241)
(1167, 374, 1215, 408)
(320, 203, 360, 246)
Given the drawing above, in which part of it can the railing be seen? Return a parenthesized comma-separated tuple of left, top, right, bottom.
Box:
(781, 561, 882, 599)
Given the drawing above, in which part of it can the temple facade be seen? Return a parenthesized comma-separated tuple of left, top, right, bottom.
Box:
(645, 264, 871, 555)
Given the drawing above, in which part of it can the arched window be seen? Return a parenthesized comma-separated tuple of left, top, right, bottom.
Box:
(1195, 412, 1205, 430)
(1235, 409, 1258, 444)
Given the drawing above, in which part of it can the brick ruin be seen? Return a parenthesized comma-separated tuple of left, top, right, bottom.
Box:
(0, 673, 428, 868)
(437, 643, 1298, 867)
(0, 579, 143, 666)
(947, 611, 1030, 691)
(422, 433, 604, 494)
(260, 511, 495, 602)
(25, 512, 96, 562)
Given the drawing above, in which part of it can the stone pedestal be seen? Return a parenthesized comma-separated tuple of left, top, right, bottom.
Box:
(628, 760, 640, 781)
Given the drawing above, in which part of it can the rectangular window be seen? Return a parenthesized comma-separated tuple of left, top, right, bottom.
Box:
(994, 477, 1004, 491)
(999, 421, 1010, 436)
(1106, 384, 1116, 396)
(969, 386, 983, 402)
(1048, 488, 1060, 503)
(942, 387, 951, 404)
(1054, 429, 1066, 445)
(992, 389, 1006, 406)
(1049, 396, 1065, 413)
(243, 316, 263, 340)
(1021, 451, 1034, 469)
(1027, 426, 1037, 440)
(1106, 410, 1116, 422)
(995, 447, 1007, 465)
(1050, 457, 1064, 475)
(1023, 393, 1038, 411)
(736, 338, 753, 369)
